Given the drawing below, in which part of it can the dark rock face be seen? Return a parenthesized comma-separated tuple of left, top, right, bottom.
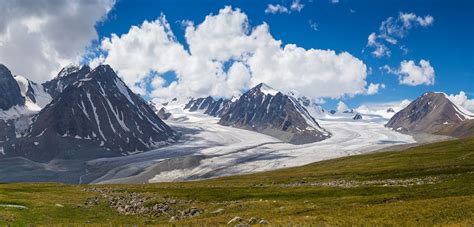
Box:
(386, 108, 395, 113)
(353, 113, 363, 120)
(1, 65, 177, 161)
(157, 107, 172, 120)
(386, 92, 474, 137)
(0, 120, 16, 143)
(218, 83, 330, 144)
(43, 65, 91, 99)
(0, 64, 24, 110)
(184, 96, 233, 117)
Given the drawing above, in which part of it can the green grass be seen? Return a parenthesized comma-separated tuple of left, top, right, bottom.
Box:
(0, 137, 473, 225)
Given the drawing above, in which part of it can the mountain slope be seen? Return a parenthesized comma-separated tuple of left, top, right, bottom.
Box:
(184, 96, 233, 117)
(42, 64, 91, 99)
(1, 65, 177, 161)
(0, 64, 24, 110)
(287, 91, 326, 119)
(218, 83, 330, 144)
(386, 92, 474, 137)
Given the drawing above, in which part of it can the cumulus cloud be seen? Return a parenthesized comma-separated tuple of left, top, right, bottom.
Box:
(265, 4, 289, 14)
(366, 83, 385, 95)
(382, 59, 435, 86)
(265, 0, 304, 14)
(448, 91, 474, 112)
(398, 60, 435, 86)
(367, 12, 433, 58)
(92, 6, 369, 101)
(337, 101, 349, 113)
(356, 99, 411, 119)
(0, 0, 115, 82)
(290, 0, 305, 12)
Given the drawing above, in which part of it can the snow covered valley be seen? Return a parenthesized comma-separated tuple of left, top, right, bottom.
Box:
(86, 107, 415, 184)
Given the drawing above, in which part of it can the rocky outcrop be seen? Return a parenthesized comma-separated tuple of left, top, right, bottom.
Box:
(0, 64, 24, 110)
(42, 65, 91, 99)
(353, 113, 363, 120)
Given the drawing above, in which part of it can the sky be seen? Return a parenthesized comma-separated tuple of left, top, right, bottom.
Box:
(0, 0, 473, 111)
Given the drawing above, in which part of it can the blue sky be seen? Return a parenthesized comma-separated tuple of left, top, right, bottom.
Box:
(1, 0, 471, 111)
(89, 0, 473, 110)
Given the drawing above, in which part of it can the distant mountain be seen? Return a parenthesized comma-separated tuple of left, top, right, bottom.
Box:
(14, 75, 52, 112)
(0, 64, 24, 110)
(0, 65, 53, 142)
(184, 96, 233, 117)
(43, 64, 91, 99)
(386, 92, 474, 137)
(287, 91, 326, 119)
(0, 65, 177, 161)
(218, 83, 330, 144)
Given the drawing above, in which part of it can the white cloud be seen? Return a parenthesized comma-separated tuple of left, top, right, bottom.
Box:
(265, 0, 304, 14)
(265, 4, 289, 14)
(367, 32, 390, 57)
(337, 101, 349, 113)
(367, 12, 433, 58)
(366, 83, 385, 95)
(383, 59, 435, 86)
(309, 20, 319, 31)
(398, 59, 435, 86)
(0, 0, 115, 82)
(93, 6, 369, 101)
(356, 99, 411, 119)
(448, 91, 474, 112)
(290, 0, 305, 12)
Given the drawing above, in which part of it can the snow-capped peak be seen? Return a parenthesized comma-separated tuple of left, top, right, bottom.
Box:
(257, 83, 279, 96)
(56, 64, 80, 78)
(443, 92, 474, 120)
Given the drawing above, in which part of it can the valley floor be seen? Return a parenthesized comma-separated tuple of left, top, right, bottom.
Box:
(90, 109, 415, 184)
(0, 137, 472, 225)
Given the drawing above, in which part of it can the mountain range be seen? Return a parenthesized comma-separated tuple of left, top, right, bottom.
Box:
(1, 62, 473, 165)
(0, 64, 176, 161)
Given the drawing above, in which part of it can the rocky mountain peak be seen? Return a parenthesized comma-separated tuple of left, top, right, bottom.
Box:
(43, 64, 91, 99)
(2, 64, 178, 161)
(386, 92, 474, 136)
(219, 83, 330, 144)
(0, 64, 25, 110)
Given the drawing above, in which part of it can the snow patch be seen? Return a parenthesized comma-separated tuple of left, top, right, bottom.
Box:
(259, 83, 279, 96)
(114, 78, 136, 106)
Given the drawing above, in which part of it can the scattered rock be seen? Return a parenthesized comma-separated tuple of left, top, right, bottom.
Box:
(248, 217, 258, 224)
(0, 204, 28, 209)
(259, 219, 269, 224)
(182, 207, 202, 217)
(235, 223, 250, 227)
(169, 216, 178, 223)
(228, 216, 242, 225)
(79, 188, 203, 221)
(80, 196, 100, 208)
(210, 208, 224, 214)
(55, 204, 64, 207)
